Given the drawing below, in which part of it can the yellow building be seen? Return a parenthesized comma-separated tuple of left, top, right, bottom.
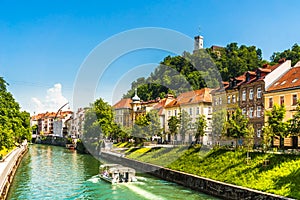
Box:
(265, 63, 300, 122)
(265, 63, 300, 148)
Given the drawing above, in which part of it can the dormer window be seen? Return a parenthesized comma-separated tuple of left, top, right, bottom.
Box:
(256, 71, 261, 79)
(246, 73, 250, 82)
(233, 80, 237, 87)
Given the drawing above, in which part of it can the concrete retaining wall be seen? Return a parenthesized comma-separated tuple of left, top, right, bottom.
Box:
(100, 151, 293, 200)
(0, 144, 28, 200)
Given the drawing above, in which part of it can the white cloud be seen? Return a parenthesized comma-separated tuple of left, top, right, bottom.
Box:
(31, 83, 69, 113)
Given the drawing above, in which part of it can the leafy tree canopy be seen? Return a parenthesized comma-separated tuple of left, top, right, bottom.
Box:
(0, 77, 31, 151)
(270, 43, 300, 66)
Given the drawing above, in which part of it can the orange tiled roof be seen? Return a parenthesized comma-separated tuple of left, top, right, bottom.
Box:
(31, 111, 73, 120)
(113, 98, 132, 109)
(165, 88, 212, 108)
(267, 66, 300, 91)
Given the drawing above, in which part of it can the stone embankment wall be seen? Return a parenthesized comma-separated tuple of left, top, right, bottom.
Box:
(0, 144, 28, 200)
(35, 136, 66, 147)
(100, 151, 293, 200)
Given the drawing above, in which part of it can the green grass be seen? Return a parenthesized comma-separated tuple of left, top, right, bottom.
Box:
(123, 146, 300, 199)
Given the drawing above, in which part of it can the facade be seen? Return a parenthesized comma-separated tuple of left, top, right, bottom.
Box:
(264, 62, 300, 148)
(113, 98, 132, 127)
(265, 61, 300, 121)
(31, 111, 73, 136)
(164, 88, 213, 145)
(226, 74, 246, 117)
(239, 59, 291, 145)
(68, 108, 86, 138)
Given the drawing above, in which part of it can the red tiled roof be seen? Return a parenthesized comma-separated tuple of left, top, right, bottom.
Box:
(267, 66, 300, 91)
(113, 98, 132, 109)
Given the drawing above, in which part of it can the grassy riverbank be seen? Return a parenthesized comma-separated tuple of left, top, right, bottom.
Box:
(123, 145, 300, 199)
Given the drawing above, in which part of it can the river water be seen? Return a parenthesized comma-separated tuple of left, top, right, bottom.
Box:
(7, 144, 218, 200)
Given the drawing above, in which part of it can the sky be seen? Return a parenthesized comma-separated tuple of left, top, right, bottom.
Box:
(1, 0, 300, 115)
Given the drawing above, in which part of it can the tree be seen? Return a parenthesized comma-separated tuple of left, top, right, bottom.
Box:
(83, 98, 116, 154)
(179, 110, 192, 143)
(168, 116, 179, 140)
(288, 100, 300, 136)
(270, 43, 300, 66)
(212, 109, 227, 143)
(266, 104, 288, 138)
(194, 114, 207, 144)
(0, 77, 31, 150)
(262, 125, 273, 151)
(146, 110, 162, 139)
(224, 108, 249, 148)
(132, 114, 150, 143)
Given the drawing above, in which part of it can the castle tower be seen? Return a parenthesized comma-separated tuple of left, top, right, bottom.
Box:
(194, 35, 204, 51)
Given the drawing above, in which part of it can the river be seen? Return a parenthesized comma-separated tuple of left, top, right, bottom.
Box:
(7, 144, 218, 200)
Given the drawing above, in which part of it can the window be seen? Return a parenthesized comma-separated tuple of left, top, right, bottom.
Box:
(219, 97, 222, 105)
(249, 107, 254, 118)
(280, 96, 284, 106)
(232, 95, 236, 103)
(257, 87, 261, 98)
(257, 106, 261, 117)
(242, 108, 246, 115)
(208, 107, 212, 114)
(196, 107, 200, 115)
(269, 98, 273, 108)
(227, 96, 231, 104)
(257, 128, 261, 138)
(189, 108, 193, 115)
(174, 110, 177, 116)
(249, 89, 254, 100)
(168, 111, 171, 117)
(242, 90, 246, 101)
(292, 78, 298, 83)
(215, 98, 218, 106)
(293, 94, 298, 105)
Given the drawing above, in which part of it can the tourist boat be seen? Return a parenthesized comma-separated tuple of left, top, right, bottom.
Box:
(99, 164, 137, 184)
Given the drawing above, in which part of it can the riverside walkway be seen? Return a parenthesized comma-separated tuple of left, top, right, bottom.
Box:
(0, 141, 27, 199)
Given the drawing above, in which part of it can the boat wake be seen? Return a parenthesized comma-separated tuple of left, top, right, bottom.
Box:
(87, 175, 101, 183)
(123, 184, 166, 200)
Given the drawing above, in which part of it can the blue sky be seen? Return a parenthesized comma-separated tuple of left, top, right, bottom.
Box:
(1, 0, 300, 114)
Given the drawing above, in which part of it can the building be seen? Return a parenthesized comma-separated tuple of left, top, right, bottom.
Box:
(264, 61, 300, 148)
(31, 110, 73, 136)
(164, 88, 213, 145)
(113, 98, 132, 127)
(226, 74, 246, 117)
(239, 59, 291, 145)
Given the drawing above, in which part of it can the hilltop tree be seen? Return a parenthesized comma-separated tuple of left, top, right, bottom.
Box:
(207, 43, 266, 81)
(271, 43, 300, 66)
